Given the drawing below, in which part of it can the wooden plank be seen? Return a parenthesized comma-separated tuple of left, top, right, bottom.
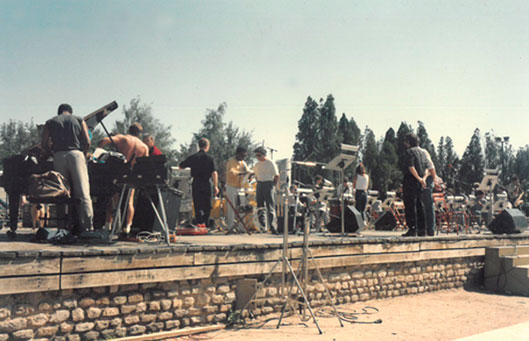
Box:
(0, 276, 60, 294)
(115, 324, 225, 341)
(62, 252, 193, 273)
(308, 247, 485, 270)
(193, 248, 283, 266)
(61, 260, 288, 289)
(0, 258, 60, 277)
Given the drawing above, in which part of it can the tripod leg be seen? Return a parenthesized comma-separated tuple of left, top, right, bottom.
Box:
(308, 249, 344, 327)
(284, 258, 323, 334)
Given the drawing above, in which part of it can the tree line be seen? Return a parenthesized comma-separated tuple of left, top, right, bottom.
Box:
(1, 95, 529, 196)
(292, 94, 529, 196)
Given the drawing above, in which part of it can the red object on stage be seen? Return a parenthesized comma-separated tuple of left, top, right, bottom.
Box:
(175, 227, 208, 235)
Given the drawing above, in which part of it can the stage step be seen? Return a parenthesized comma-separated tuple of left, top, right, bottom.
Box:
(502, 255, 529, 269)
(484, 245, 529, 296)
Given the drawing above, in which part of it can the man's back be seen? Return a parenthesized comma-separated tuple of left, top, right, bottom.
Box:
(113, 134, 149, 163)
(46, 114, 84, 152)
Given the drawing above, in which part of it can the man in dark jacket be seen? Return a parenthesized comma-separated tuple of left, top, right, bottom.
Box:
(179, 138, 219, 227)
(401, 133, 428, 237)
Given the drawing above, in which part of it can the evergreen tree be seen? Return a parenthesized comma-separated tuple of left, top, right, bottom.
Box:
(458, 129, 484, 193)
(484, 131, 500, 170)
(292, 97, 320, 183)
(416, 121, 438, 169)
(396, 122, 413, 174)
(373, 128, 401, 195)
(437, 136, 446, 178)
(442, 136, 459, 192)
(513, 146, 529, 184)
(317, 94, 340, 163)
(362, 127, 378, 176)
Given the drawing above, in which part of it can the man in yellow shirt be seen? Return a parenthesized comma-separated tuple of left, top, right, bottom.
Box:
(225, 147, 249, 232)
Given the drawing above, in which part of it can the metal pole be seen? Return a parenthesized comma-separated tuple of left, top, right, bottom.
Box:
(340, 170, 345, 236)
(282, 191, 289, 296)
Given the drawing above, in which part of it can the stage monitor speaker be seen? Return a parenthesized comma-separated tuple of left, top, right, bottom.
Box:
(374, 211, 397, 231)
(153, 189, 181, 232)
(488, 208, 529, 234)
(277, 214, 306, 233)
(327, 205, 364, 233)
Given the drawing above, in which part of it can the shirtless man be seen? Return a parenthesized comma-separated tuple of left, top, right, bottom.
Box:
(98, 123, 149, 234)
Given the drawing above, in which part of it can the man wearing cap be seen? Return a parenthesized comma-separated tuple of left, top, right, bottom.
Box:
(225, 147, 250, 232)
(253, 147, 279, 234)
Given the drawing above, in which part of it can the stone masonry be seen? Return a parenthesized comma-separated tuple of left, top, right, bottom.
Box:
(0, 256, 482, 340)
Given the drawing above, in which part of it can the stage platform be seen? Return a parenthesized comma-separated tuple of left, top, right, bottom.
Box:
(1, 227, 529, 294)
(1, 227, 529, 340)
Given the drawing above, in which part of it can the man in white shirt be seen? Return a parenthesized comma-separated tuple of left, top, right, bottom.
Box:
(253, 147, 279, 233)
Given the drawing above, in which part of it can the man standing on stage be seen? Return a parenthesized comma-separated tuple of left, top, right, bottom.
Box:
(419, 146, 437, 236)
(98, 123, 149, 234)
(253, 146, 279, 234)
(225, 147, 250, 232)
(179, 138, 219, 228)
(401, 133, 428, 237)
(143, 135, 162, 156)
(41, 103, 93, 234)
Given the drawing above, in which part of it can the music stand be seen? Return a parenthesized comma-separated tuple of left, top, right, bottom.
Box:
(326, 153, 357, 235)
(478, 175, 498, 225)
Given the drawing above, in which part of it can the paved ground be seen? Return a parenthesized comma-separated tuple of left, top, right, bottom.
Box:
(177, 288, 529, 341)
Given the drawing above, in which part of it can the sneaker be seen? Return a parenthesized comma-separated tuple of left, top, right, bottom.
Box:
(401, 229, 417, 237)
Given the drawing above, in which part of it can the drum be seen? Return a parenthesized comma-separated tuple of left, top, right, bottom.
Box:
(210, 197, 226, 219)
(329, 199, 342, 218)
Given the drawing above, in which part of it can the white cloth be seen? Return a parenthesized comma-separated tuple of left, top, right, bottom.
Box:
(253, 159, 278, 182)
(355, 174, 369, 190)
(337, 182, 353, 197)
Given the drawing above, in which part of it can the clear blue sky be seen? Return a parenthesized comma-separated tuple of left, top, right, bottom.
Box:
(1, 0, 528, 160)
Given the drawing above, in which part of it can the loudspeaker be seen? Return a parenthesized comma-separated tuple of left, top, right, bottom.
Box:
(374, 211, 397, 231)
(327, 205, 364, 233)
(277, 214, 306, 233)
(152, 189, 181, 232)
(488, 209, 529, 234)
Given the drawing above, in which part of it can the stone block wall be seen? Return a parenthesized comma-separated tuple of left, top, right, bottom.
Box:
(0, 256, 483, 340)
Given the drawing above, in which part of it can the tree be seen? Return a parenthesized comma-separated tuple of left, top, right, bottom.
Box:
(442, 136, 459, 192)
(317, 95, 340, 163)
(110, 97, 177, 164)
(416, 121, 438, 169)
(362, 127, 378, 176)
(513, 146, 529, 185)
(373, 128, 401, 195)
(437, 136, 446, 177)
(484, 131, 500, 170)
(0, 119, 39, 168)
(292, 97, 321, 183)
(396, 122, 413, 174)
(179, 103, 256, 181)
(458, 129, 484, 193)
